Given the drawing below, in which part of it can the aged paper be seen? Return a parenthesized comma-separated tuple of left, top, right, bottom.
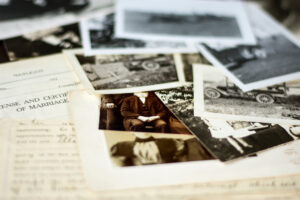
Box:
(0, 119, 300, 200)
(69, 90, 300, 191)
(0, 54, 83, 120)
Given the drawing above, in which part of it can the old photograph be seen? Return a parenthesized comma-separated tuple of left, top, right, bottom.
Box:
(115, 0, 256, 44)
(181, 53, 211, 83)
(0, 0, 112, 40)
(104, 131, 213, 167)
(198, 4, 300, 91)
(155, 86, 299, 161)
(70, 90, 300, 190)
(4, 23, 81, 61)
(99, 92, 194, 135)
(64, 50, 184, 94)
(194, 65, 300, 125)
(81, 10, 196, 56)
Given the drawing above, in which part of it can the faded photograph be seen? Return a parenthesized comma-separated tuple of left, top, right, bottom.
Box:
(199, 5, 300, 90)
(124, 10, 242, 38)
(99, 92, 192, 135)
(155, 86, 298, 161)
(0, 0, 90, 21)
(84, 12, 190, 52)
(199, 66, 300, 124)
(75, 53, 180, 90)
(105, 131, 213, 167)
(181, 53, 210, 82)
(116, 0, 255, 44)
(5, 23, 81, 61)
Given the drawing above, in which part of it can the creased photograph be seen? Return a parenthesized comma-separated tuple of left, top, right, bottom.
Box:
(194, 64, 300, 125)
(80, 9, 196, 56)
(115, 0, 256, 44)
(198, 4, 300, 91)
(155, 86, 299, 161)
(64, 50, 184, 94)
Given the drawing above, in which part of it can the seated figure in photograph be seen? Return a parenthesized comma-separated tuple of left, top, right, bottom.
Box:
(121, 92, 167, 133)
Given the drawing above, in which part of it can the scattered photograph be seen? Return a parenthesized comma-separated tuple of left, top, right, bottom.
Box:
(181, 53, 210, 83)
(81, 10, 196, 56)
(4, 23, 81, 61)
(0, 0, 112, 39)
(64, 50, 184, 94)
(115, 0, 256, 44)
(155, 86, 299, 161)
(194, 65, 300, 125)
(99, 92, 192, 135)
(198, 4, 300, 91)
(104, 131, 213, 167)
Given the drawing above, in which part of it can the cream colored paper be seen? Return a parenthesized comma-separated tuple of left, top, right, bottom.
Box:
(0, 54, 83, 120)
(69, 90, 300, 191)
(0, 119, 300, 200)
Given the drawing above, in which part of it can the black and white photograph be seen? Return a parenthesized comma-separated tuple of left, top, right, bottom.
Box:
(194, 65, 300, 125)
(104, 131, 213, 167)
(181, 53, 210, 83)
(198, 4, 300, 92)
(155, 86, 299, 161)
(4, 23, 81, 61)
(64, 50, 184, 94)
(80, 10, 196, 56)
(0, 0, 112, 40)
(115, 0, 256, 44)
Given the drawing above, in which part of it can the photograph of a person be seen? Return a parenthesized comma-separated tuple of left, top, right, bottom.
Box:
(194, 65, 300, 125)
(155, 86, 299, 161)
(198, 5, 300, 91)
(105, 131, 213, 167)
(66, 51, 184, 93)
(81, 10, 194, 55)
(4, 23, 81, 61)
(99, 92, 192, 135)
(115, 0, 256, 44)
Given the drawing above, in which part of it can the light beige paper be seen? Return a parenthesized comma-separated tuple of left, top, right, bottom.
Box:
(0, 54, 83, 120)
(69, 90, 300, 191)
(0, 119, 300, 200)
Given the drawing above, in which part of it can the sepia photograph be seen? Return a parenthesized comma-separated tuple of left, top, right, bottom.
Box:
(99, 92, 193, 135)
(80, 10, 196, 56)
(115, 0, 256, 44)
(4, 23, 81, 61)
(194, 65, 300, 125)
(198, 4, 300, 91)
(155, 86, 299, 161)
(104, 131, 213, 167)
(0, 0, 112, 40)
(64, 50, 184, 94)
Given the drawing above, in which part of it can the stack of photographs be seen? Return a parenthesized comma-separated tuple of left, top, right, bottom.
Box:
(0, 0, 299, 194)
